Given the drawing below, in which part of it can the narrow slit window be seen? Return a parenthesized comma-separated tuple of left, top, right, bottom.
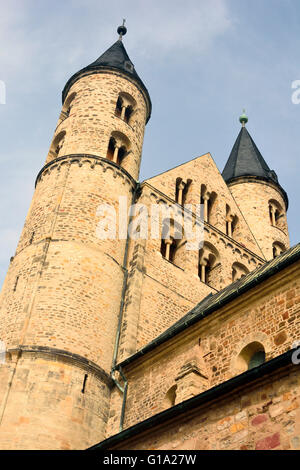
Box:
(29, 231, 35, 245)
(13, 276, 19, 292)
(81, 374, 88, 394)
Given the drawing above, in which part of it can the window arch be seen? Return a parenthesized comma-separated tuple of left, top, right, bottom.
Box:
(49, 131, 66, 159)
(198, 242, 219, 285)
(60, 92, 76, 122)
(164, 385, 177, 408)
(175, 178, 192, 206)
(124, 105, 133, 124)
(226, 204, 238, 238)
(272, 241, 286, 258)
(115, 96, 123, 118)
(115, 92, 136, 125)
(232, 262, 249, 282)
(200, 185, 217, 224)
(160, 218, 186, 268)
(269, 199, 285, 230)
(106, 131, 130, 166)
(237, 342, 266, 372)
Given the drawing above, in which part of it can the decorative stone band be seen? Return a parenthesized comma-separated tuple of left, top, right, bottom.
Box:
(6, 345, 114, 388)
(35, 154, 137, 189)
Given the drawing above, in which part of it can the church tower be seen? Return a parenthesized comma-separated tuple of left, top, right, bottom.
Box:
(222, 112, 289, 260)
(0, 24, 151, 449)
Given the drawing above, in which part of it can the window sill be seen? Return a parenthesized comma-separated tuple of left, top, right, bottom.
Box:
(113, 113, 134, 131)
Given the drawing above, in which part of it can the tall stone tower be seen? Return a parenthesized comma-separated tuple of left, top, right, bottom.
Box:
(222, 112, 289, 260)
(0, 25, 151, 450)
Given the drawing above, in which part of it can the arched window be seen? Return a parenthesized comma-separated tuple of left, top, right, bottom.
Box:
(115, 92, 136, 125)
(48, 131, 66, 160)
(164, 385, 177, 408)
(269, 199, 285, 230)
(161, 238, 180, 263)
(237, 342, 266, 372)
(226, 204, 238, 238)
(175, 178, 192, 206)
(60, 92, 76, 122)
(115, 96, 123, 118)
(232, 262, 249, 282)
(200, 185, 217, 224)
(106, 137, 116, 161)
(124, 105, 133, 124)
(272, 241, 286, 258)
(117, 145, 127, 165)
(198, 243, 219, 286)
(248, 350, 266, 369)
(160, 218, 185, 267)
(106, 131, 130, 167)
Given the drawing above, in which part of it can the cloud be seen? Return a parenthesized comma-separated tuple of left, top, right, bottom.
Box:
(0, 0, 233, 100)
(126, 0, 232, 58)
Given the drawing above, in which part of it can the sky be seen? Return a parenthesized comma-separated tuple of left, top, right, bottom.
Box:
(0, 0, 299, 286)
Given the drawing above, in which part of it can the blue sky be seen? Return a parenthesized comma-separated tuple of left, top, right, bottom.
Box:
(0, 0, 299, 286)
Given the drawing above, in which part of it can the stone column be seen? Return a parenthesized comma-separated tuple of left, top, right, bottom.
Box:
(164, 238, 173, 261)
(203, 193, 210, 223)
(112, 143, 120, 163)
(177, 181, 186, 206)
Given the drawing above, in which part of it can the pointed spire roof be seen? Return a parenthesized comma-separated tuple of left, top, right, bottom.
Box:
(62, 26, 151, 121)
(222, 118, 288, 208)
(87, 40, 140, 81)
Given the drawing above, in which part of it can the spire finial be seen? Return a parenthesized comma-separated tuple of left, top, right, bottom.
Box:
(239, 109, 248, 127)
(117, 19, 127, 40)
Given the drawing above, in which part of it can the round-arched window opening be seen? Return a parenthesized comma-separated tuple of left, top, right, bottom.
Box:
(164, 384, 177, 408)
(248, 350, 266, 370)
(124, 105, 133, 124)
(115, 96, 123, 118)
(117, 146, 127, 165)
(236, 341, 266, 374)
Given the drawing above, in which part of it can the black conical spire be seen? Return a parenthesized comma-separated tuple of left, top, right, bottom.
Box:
(62, 24, 151, 121)
(86, 39, 139, 82)
(222, 117, 288, 208)
(222, 126, 276, 182)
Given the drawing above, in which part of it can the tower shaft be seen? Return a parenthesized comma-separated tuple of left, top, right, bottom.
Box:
(0, 35, 150, 449)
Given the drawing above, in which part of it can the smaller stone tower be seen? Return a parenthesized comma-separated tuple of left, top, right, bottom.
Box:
(222, 113, 289, 260)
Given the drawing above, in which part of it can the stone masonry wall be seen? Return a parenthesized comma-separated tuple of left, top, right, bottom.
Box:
(229, 179, 290, 261)
(46, 71, 148, 180)
(0, 350, 111, 449)
(111, 365, 300, 450)
(107, 261, 300, 436)
(146, 153, 264, 257)
(117, 182, 264, 361)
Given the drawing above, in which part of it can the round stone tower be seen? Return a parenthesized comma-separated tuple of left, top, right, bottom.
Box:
(0, 26, 151, 449)
(222, 114, 289, 261)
